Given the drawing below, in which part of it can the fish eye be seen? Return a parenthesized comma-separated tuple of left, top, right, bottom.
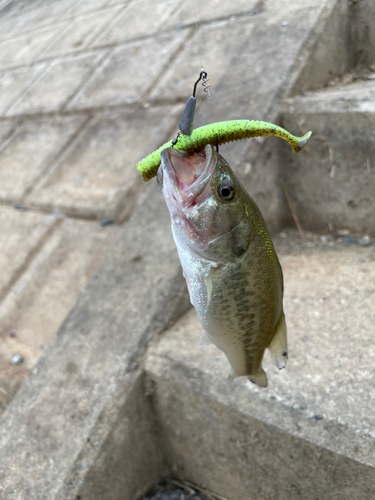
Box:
(217, 181, 235, 202)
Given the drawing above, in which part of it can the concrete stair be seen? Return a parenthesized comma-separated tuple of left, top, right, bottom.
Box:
(0, 0, 375, 498)
(280, 78, 375, 236)
(145, 230, 375, 500)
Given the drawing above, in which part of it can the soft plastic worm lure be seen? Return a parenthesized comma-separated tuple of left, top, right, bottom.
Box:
(136, 120, 312, 181)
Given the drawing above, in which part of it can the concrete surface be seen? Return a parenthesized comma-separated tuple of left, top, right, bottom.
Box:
(0, 115, 86, 202)
(146, 230, 375, 500)
(150, 0, 341, 231)
(0, 0, 374, 498)
(0, 184, 190, 499)
(0, 216, 121, 416)
(351, 0, 375, 67)
(281, 79, 375, 235)
(26, 106, 183, 220)
(290, 0, 352, 95)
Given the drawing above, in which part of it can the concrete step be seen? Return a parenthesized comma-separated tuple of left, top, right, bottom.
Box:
(145, 230, 375, 500)
(280, 78, 375, 236)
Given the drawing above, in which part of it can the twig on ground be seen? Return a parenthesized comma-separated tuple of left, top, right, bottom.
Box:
(281, 181, 305, 239)
(181, 479, 229, 500)
(168, 479, 195, 495)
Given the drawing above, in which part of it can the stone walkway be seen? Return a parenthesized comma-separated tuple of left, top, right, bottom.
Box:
(0, 0, 334, 415)
(0, 0, 190, 414)
(0, 0, 375, 498)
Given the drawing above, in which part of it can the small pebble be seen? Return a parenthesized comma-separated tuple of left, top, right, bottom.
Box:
(11, 354, 23, 365)
(14, 204, 28, 211)
(341, 236, 357, 246)
(359, 235, 371, 246)
(314, 414, 324, 420)
(320, 235, 327, 245)
(281, 20, 288, 26)
(100, 219, 114, 227)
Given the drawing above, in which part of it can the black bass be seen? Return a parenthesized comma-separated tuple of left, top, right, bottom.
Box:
(159, 144, 287, 387)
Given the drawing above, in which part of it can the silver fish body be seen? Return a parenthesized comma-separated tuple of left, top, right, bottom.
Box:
(159, 144, 287, 387)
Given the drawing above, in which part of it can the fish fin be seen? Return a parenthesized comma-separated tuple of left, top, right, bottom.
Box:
(183, 271, 193, 305)
(248, 369, 268, 388)
(203, 269, 213, 308)
(267, 313, 288, 370)
(199, 329, 213, 345)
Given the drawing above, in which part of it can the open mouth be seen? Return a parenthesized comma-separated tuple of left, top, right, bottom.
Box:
(160, 144, 215, 204)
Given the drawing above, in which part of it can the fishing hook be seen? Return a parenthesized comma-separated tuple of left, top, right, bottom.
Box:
(178, 69, 210, 137)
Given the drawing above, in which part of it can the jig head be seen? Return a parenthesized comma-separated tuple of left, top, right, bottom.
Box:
(176, 69, 210, 140)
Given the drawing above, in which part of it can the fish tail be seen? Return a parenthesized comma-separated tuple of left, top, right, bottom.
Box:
(248, 368, 268, 388)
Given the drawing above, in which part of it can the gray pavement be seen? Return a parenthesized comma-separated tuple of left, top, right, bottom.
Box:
(0, 0, 374, 498)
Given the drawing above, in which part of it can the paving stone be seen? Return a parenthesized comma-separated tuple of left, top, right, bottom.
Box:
(93, 0, 183, 46)
(0, 0, 12, 11)
(0, 183, 190, 499)
(62, 0, 114, 18)
(7, 51, 105, 115)
(0, 36, 28, 67)
(169, 0, 259, 27)
(0, 7, 48, 39)
(0, 63, 46, 116)
(0, 1, 76, 43)
(0, 119, 16, 143)
(0, 27, 60, 69)
(69, 30, 190, 110)
(26, 105, 183, 220)
(0, 206, 58, 304)
(39, 7, 121, 59)
(0, 217, 121, 417)
(280, 81, 375, 235)
(0, 115, 86, 203)
(146, 231, 375, 500)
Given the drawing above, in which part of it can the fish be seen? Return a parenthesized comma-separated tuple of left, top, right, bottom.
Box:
(158, 144, 287, 387)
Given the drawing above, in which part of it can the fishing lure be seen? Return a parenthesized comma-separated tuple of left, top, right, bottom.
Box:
(136, 120, 312, 181)
(178, 69, 210, 136)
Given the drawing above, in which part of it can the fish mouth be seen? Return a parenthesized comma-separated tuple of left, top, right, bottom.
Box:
(160, 144, 216, 206)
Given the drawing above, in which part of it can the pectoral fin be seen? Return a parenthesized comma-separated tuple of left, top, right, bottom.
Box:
(203, 269, 213, 308)
(267, 313, 288, 370)
(183, 271, 193, 305)
(199, 329, 213, 345)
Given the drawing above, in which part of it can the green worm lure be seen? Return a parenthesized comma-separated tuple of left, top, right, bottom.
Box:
(136, 120, 312, 181)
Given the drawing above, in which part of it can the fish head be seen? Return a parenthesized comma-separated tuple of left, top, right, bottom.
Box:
(159, 144, 255, 262)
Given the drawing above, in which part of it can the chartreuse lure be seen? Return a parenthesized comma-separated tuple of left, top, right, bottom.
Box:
(136, 120, 312, 181)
